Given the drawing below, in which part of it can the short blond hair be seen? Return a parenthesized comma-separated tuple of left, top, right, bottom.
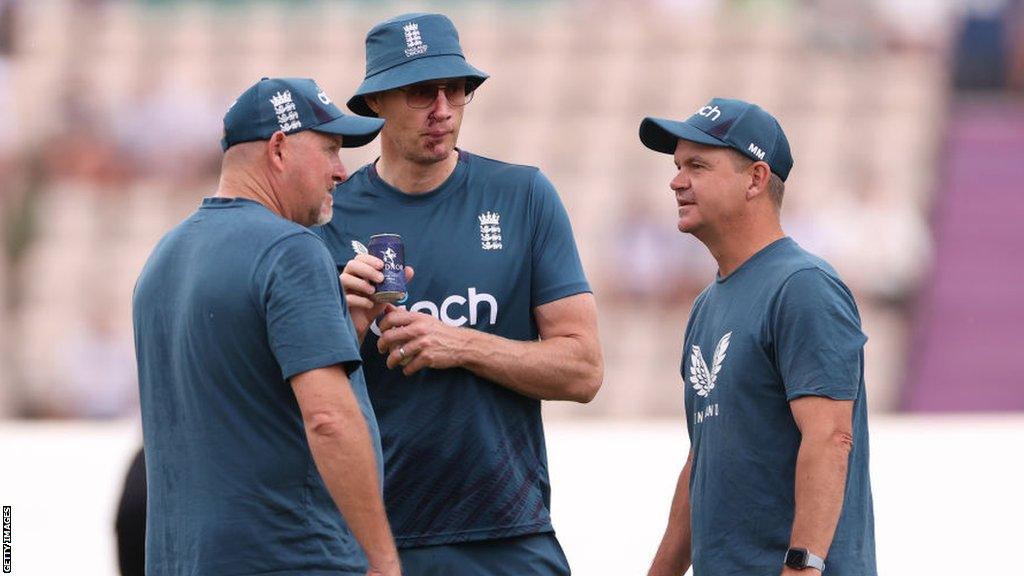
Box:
(729, 150, 785, 208)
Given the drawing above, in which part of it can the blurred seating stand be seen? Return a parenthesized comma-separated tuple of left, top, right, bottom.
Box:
(5, 0, 947, 418)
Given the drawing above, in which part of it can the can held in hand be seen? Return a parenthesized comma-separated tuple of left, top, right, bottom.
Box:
(367, 233, 406, 304)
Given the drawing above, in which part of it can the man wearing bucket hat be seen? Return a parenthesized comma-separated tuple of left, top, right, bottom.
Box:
(640, 99, 876, 576)
(134, 77, 401, 576)
(318, 13, 602, 575)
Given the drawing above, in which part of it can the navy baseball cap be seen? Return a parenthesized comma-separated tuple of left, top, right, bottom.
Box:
(347, 13, 489, 117)
(221, 77, 385, 151)
(639, 98, 794, 181)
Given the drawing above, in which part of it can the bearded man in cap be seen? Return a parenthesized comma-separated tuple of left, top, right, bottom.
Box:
(133, 77, 400, 576)
(317, 12, 602, 575)
(640, 99, 877, 576)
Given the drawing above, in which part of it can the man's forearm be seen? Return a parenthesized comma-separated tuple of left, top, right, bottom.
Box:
(788, 432, 852, 561)
(457, 328, 602, 403)
(305, 410, 398, 570)
(649, 457, 693, 576)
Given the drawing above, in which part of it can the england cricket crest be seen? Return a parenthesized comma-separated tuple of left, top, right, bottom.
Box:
(478, 211, 502, 250)
(689, 332, 731, 398)
(403, 22, 428, 57)
(269, 90, 302, 133)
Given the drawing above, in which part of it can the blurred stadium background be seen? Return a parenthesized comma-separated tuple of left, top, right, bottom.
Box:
(0, 0, 1022, 574)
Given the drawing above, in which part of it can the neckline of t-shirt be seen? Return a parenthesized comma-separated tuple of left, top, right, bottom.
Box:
(367, 150, 470, 205)
(200, 196, 266, 210)
(716, 236, 794, 284)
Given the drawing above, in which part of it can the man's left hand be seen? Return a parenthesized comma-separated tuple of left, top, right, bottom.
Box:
(377, 309, 469, 375)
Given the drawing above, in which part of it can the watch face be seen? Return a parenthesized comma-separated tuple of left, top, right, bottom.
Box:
(785, 548, 808, 568)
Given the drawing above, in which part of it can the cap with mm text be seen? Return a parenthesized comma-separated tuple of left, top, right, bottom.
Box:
(639, 98, 794, 181)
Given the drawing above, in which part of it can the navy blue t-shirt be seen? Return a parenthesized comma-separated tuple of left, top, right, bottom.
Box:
(133, 197, 382, 575)
(682, 237, 876, 576)
(317, 151, 590, 547)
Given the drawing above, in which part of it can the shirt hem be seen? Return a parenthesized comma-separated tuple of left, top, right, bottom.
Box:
(169, 565, 370, 569)
(395, 521, 554, 549)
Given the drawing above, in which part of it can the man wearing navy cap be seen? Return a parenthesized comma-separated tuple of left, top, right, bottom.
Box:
(640, 99, 876, 576)
(317, 13, 602, 575)
(133, 77, 401, 576)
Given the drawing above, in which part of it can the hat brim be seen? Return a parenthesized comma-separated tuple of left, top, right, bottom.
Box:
(347, 54, 489, 117)
(312, 114, 385, 148)
(639, 117, 730, 155)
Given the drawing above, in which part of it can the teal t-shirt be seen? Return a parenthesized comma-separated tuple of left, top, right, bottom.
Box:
(133, 197, 382, 575)
(317, 150, 590, 547)
(683, 237, 876, 576)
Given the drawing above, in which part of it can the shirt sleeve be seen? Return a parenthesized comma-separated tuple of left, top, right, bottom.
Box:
(771, 267, 867, 401)
(252, 231, 361, 381)
(529, 170, 591, 306)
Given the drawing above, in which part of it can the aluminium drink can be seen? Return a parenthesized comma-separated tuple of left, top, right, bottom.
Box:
(367, 233, 406, 304)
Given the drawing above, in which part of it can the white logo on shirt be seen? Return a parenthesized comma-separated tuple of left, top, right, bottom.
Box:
(478, 211, 502, 250)
(369, 287, 498, 337)
(690, 332, 731, 398)
(690, 332, 731, 425)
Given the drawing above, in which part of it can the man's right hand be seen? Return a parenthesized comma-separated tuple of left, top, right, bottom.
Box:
(339, 254, 414, 343)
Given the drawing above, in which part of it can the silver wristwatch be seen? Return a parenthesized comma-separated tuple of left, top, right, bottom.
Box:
(784, 548, 825, 571)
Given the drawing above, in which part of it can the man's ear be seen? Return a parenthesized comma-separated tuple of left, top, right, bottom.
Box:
(267, 131, 287, 172)
(365, 93, 383, 116)
(746, 161, 771, 201)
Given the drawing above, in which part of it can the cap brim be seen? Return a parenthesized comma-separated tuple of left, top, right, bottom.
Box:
(347, 54, 489, 117)
(312, 114, 385, 148)
(639, 117, 730, 154)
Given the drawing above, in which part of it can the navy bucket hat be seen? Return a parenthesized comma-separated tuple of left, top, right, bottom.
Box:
(640, 98, 794, 181)
(347, 13, 489, 117)
(222, 77, 384, 151)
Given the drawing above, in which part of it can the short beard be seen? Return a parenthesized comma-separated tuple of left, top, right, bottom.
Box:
(314, 203, 333, 226)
